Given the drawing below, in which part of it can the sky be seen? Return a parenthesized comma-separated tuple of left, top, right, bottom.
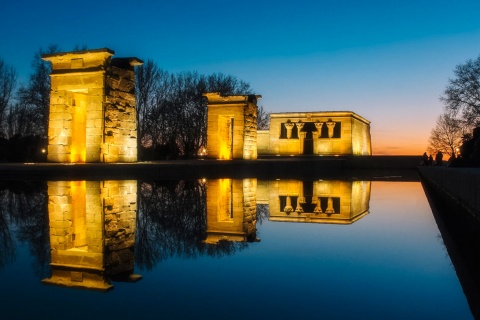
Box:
(1, 0, 480, 155)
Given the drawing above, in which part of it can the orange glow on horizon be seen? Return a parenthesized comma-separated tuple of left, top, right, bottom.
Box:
(372, 137, 427, 156)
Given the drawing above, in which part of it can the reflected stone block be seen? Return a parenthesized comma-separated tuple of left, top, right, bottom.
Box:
(261, 180, 370, 224)
(203, 93, 261, 160)
(204, 178, 258, 244)
(42, 180, 141, 292)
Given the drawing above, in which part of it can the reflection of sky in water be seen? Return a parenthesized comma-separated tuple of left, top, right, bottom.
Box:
(0, 181, 473, 319)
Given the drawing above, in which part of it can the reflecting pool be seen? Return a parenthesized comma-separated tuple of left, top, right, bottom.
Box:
(0, 178, 473, 319)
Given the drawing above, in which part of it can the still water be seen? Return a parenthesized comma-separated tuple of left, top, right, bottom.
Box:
(0, 178, 473, 319)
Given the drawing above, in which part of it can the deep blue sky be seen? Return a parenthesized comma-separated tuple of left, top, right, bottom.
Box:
(2, 0, 480, 154)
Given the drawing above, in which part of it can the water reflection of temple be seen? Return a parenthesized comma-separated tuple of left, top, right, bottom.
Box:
(42, 180, 141, 292)
(257, 180, 371, 224)
(204, 179, 371, 245)
(204, 179, 258, 244)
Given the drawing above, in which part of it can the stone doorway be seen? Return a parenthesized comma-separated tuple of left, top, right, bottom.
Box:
(302, 122, 316, 155)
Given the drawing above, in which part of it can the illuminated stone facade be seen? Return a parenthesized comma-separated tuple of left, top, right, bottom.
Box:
(42, 180, 141, 291)
(257, 112, 372, 156)
(204, 178, 257, 243)
(204, 93, 261, 160)
(257, 180, 371, 224)
(42, 48, 142, 163)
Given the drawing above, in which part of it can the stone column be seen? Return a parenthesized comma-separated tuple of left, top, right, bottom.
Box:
(326, 121, 336, 138)
(284, 196, 294, 213)
(284, 122, 295, 139)
(296, 122, 305, 154)
(325, 197, 335, 214)
(313, 197, 322, 213)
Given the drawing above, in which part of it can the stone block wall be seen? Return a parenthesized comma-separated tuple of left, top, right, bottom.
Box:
(261, 111, 371, 156)
(102, 180, 138, 277)
(242, 178, 257, 241)
(104, 59, 138, 163)
(204, 93, 261, 160)
(419, 167, 480, 219)
(351, 116, 372, 155)
(42, 48, 142, 163)
(243, 101, 258, 160)
(43, 180, 139, 291)
(44, 180, 108, 290)
(205, 178, 257, 243)
(266, 180, 370, 224)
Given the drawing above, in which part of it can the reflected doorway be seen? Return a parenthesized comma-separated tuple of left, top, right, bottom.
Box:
(302, 122, 316, 155)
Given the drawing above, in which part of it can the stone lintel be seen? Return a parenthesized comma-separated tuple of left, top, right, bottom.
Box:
(42, 48, 114, 71)
(270, 111, 371, 125)
(203, 92, 262, 105)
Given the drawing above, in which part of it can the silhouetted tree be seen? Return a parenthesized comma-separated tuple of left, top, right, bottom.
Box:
(257, 105, 270, 130)
(136, 179, 247, 269)
(0, 181, 49, 276)
(0, 59, 16, 138)
(5, 102, 38, 138)
(428, 111, 467, 157)
(16, 45, 60, 137)
(135, 61, 253, 159)
(0, 189, 15, 270)
(442, 54, 480, 127)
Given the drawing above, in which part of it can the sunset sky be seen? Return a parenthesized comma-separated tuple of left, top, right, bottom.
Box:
(2, 0, 480, 155)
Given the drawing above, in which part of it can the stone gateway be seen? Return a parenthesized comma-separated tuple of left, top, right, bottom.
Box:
(42, 48, 142, 163)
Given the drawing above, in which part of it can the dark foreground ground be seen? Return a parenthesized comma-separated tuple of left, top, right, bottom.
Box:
(0, 155, 421, 180)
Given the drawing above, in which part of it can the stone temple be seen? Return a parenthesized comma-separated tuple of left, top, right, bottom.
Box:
(258, 111, 372, 156)
(42, 48, 142, 163)
(204, 93, 372, 159)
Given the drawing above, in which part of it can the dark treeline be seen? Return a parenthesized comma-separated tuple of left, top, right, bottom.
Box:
(0, 180, 49, 276)
(136, 60, 254, 159)
(429, 54, 480, 166)
(137, 180, 248, 270)
(0, 48, 270, 162)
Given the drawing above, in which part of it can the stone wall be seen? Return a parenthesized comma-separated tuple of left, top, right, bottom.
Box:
(102, 180, 138, 278)
(419, 167, 480, 218)
(243, 101, 258, 160)
(351, 116, 372, 155)
(104, 59, 138, 163)
(242, 179, 257, 241)
(42, 48, 141, 163)
(261, 111, 371, 156)
(43, 180, 139, 291)
(204, 93, 261, 160)
(205, 178, 257, 243)
(265, 180, 370, 224)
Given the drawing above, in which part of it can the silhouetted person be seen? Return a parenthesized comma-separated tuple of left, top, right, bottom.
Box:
(428, 155, 433, 166)
(435, 151, 443, 166)
(421, 152, 428, 166)
(448, 153, 456, 165)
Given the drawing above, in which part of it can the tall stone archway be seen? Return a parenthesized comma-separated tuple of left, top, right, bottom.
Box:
(42, 48, 142, 163)
(203, 92, 261, 160)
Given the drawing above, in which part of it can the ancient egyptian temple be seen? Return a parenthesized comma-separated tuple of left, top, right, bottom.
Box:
(203, 92, 261, 160)
(258, 112, 372, 156)
(42, 48, 142, 163)
(204, 93, 372, 159)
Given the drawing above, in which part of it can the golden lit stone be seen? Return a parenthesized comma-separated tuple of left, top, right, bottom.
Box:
(257, 180, 371, 224)
(42, 180, 141, 291)
(259, 112, 372, 156)
(42, 48, 143, 163)
(203, 93, 261, 160)
(204, 178, 257, 243)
